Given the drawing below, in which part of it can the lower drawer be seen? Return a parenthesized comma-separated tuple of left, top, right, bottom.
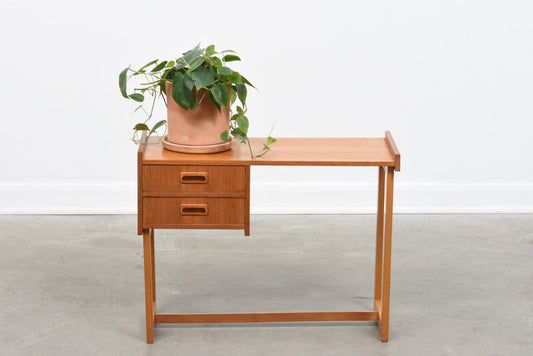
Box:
(143, 197, 245, 228)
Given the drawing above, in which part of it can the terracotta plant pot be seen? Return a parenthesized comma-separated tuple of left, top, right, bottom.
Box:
(162, 81, 232, 153)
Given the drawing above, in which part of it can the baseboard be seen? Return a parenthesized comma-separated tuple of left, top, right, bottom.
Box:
(251, 182, 533, 214)
(0, 182, 532, 214)
(0, 182, 137, 214)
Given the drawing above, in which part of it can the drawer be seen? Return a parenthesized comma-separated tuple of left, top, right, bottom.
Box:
(143, 197, 245, 228)
(143, 165, 245, 193)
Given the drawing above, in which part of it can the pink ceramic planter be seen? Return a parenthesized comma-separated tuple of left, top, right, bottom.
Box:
(162, 82, 232, 154)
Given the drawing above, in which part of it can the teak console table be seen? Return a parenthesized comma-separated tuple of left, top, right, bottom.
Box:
(137, 132, 400, 343)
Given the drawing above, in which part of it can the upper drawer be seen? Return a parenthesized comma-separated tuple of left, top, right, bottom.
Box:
(143, 165, 246, 193)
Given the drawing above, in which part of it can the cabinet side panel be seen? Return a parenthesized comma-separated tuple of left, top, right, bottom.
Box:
(138, 134, 148, 235)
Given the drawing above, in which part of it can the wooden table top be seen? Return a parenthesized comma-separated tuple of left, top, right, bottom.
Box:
(140, 132, 400, 170)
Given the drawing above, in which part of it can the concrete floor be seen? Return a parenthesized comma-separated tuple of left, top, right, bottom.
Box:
(0, 214, 532, 355)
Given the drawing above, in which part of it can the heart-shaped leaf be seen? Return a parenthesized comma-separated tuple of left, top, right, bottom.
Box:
(231, 128, 248, 143)
(189, 95, 198, 111)
(151, 61, 167, 72)
(119, 67, 129, 98)
(182, 45, 201, 65)
(205, 44, 216, 56)
(230, 86, 237, 105)
(241, 75, 255, 89)
(236, 83, 247, 104)
(223, 54, 241, 62)
(210, 82, 229, 109)
(134, 123, 149, 131)
(211, 57, 222, 68)
(129, 93, 144, 102)
(237, 115, 249, 134)
(149, 120, 167, 135)
(207, 90, 221, 111)
(188, 56, 205, 72)
(190, 65, 216, 90)
(172, 72, 194, 109)
(217, 66, 232, 76)
(227, 71, 242, 84)
(209, 84, 222, 109)
(220, 130, 230, 142)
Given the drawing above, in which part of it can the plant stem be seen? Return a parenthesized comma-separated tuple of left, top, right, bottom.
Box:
(247, 139, 255, 158)
(146, 91, 157, 122)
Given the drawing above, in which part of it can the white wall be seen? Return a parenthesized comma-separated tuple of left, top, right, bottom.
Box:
(1, 0, 532, 213)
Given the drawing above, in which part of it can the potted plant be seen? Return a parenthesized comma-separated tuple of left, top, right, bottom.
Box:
(119, 44, 275, 157)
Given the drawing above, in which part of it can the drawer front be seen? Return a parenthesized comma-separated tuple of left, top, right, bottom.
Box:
(143, 197, 245, 227)
(143, 165, 245, 193)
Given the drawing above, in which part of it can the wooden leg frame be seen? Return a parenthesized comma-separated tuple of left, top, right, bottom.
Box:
(374, 166, 394, 342)
(142, 166, 395, 343)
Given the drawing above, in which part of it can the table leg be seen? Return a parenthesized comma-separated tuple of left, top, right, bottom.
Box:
(143, 229, 155, 343)
(244, 166, 251, 236)
(374, 167, 385, 316)
(380, 167, 395, 342)
(150, 229, 156, 306)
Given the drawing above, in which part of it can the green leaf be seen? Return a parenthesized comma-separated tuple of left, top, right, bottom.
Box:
(210, 83, 229, 109)
(182, 45, 201, 65)
(211, 56, 222, 68)
(230, 86, 237, 105)
(149, 120, 167, 134)
(267, 136, 277, 146)
(174, 60, 186, 71)
(183, 72, 195, 91)
(166, 60, 175, 68)
(205, 44, 216, 57)
(220, 130, 230, 142)
(189, 95, 198, 111)
(227, 71, 242, 84)
(160, 78, 169, 95)
(241, 75, 255, 89)
(217, 66, 232, 76)
(231, 128, 248, 143)
(151, 61, 167, 72)
(188, 56, 205, 72)
(217, 83, 229, 108)
(207, 90, 221, 111)
(237, 115, 249, 134)
(134, 123, 149, 131)
(236, 83, 247, 104)
(190, 65, 216, 90)
(119, 67, 129, 98)
(237, 106, 244, 115)
(172, 72, 194, 109)
(139, 59, 158, 72)
(223, 54, 241, 62)
(129, 93, 144, 102)
(161, 68, 172, 80)
(230, 113, 241, 121)
(209, 85, 222, 109)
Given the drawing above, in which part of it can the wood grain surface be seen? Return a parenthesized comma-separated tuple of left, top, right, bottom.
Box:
(141, 135, 399, 168)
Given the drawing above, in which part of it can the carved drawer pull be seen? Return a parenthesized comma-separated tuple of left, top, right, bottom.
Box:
(180, 204, 208, 216)
(180, 172, 208, 184)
